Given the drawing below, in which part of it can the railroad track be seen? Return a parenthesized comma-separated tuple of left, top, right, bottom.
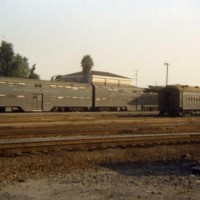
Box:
(1, 113, 200, 155)
(1, 120, 200, 139)
(1, 132, 200, 155)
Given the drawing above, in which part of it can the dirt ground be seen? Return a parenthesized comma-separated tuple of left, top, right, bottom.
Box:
(1, 144, 200, 200)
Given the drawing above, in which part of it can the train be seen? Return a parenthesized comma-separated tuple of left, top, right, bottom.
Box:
(3, 75, 200, 117)
(0, 77, 159, 113)
(159, 85, 200, 116)
(0, 76, 150, 112)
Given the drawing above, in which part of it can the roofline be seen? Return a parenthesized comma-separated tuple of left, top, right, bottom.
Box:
(62, 70, 131, 79)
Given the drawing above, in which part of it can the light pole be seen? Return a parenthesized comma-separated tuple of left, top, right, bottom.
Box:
(164, 63, 169, 86)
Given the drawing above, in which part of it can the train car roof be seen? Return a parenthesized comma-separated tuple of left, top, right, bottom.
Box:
(0, 76, 91, 86)
(161, 84, 200, 92)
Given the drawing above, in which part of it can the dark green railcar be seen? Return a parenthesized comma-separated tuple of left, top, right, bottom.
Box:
(159, 85, 200, 116)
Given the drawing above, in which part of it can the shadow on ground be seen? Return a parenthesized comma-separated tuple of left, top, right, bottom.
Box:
(100, 159, 198, 177)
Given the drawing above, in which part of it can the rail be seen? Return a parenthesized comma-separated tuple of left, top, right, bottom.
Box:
(1, 132, 200, 155)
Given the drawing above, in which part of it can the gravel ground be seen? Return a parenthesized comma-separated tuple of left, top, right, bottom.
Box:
(1, 144, 200, 200)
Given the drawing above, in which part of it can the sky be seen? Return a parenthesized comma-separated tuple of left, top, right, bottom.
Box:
(0, 0, 200, 87)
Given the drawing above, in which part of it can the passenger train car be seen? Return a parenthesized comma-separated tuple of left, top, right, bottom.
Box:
(0, 77, 142, 112)
(138, 92, 159, 111)
(0, 77, 92, 112)
(159, 85, 200, 116)
(93, 84, 141, 111)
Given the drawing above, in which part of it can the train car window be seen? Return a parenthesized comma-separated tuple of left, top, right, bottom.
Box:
(79, 97, 84, 99)
(102, 97, 107, 100)
(65, 86, 71, 89)
(79, 87, 85, 89)
(58, 85, 64, 88)
(17, 83, 25, 86)
(17, 95, 25, 98)
(191, 96, 194, 101)
(0, 94, 5, 97)
(72, 96, 78, 99)
(50, 85, 57, 88)
(72, 87, 78, 90)
(0, 81, 5, 84)
(65, 96, 71, 99)
(96, 98, 101, 101)
(57, 96, 64, 99)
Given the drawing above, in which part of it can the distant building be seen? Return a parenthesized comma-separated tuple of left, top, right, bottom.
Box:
(61, 70, 132, 86)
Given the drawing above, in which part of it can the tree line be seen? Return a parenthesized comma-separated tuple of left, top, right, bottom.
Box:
(0, 41, 39, 79)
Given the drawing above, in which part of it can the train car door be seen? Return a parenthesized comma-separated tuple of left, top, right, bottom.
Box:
(164, 91, 172, 107)
(32, 94, 43, 111)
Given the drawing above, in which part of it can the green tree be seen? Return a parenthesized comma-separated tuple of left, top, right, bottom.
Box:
(0, 41, 14, 77)
(81, 55, 94, 83)
(11, 54, 30, 78)
(0, 41, 39, 79)
(29, 64, 40, 79)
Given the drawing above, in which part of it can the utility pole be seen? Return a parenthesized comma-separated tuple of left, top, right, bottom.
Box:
(164, 63, 169, 86)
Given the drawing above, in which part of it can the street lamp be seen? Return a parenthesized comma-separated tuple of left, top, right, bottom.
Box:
(164, 63, 169, 86)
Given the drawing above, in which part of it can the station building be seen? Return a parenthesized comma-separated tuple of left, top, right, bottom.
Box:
(61, 70, 132, 87)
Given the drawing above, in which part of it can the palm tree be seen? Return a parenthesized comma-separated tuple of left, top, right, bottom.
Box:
(81, 55, 94, 83)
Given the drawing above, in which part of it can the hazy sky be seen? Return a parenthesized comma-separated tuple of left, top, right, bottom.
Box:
(1, 0, 200, 87)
